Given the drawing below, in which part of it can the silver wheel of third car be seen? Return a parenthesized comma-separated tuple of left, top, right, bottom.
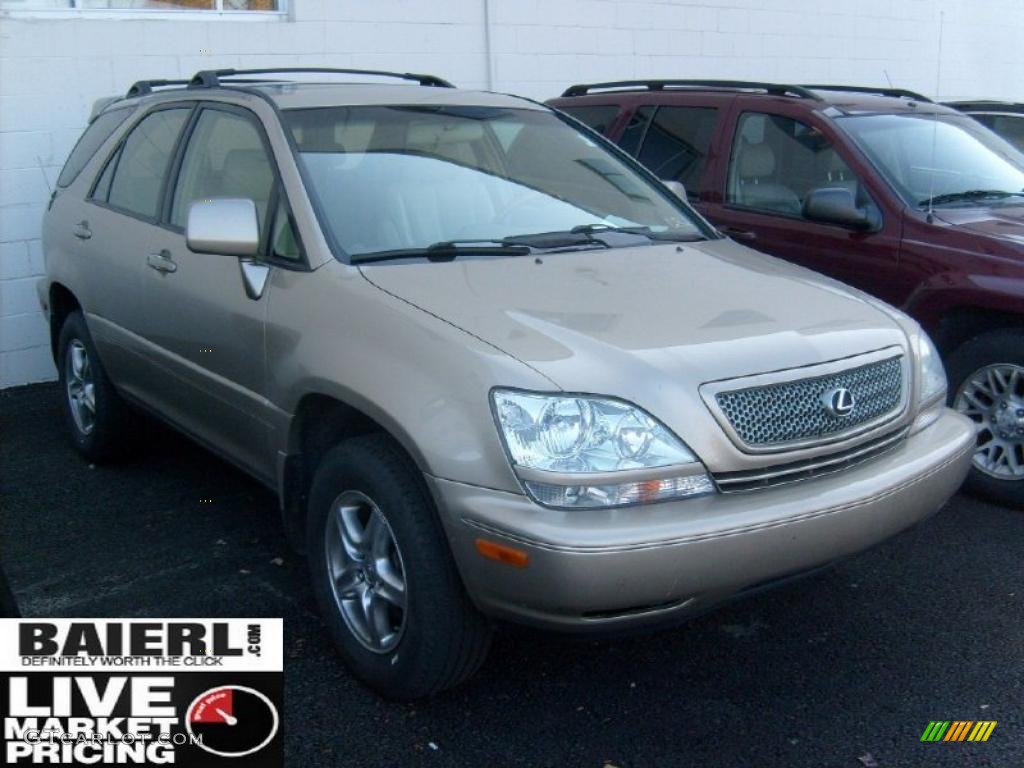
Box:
(955, 363, 1024, 480)
(66, 339, 96, 436)
(324, 490, 407, 653)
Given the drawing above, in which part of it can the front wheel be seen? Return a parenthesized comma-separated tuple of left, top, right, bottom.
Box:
(306, 434, 492, 699)
(947, 329, 1024, 510)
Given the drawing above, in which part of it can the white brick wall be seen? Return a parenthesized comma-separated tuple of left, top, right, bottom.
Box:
(1, 0, 1022, 387)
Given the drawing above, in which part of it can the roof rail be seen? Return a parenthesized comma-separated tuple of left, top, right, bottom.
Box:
(801, 85, 933, 103)
(126, 79, 191, 98)
(561, 79, 822, 100)
(189, 68, 455, 89)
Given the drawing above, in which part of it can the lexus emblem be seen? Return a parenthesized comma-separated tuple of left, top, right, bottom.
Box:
(823, 387, 856, 417)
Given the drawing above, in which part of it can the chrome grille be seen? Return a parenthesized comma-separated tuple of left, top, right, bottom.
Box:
(714, 427, 909, 492)
(715, 356, 904, 447)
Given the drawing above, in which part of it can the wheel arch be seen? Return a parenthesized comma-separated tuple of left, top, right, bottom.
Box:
(279, 391, 430, 553)
(48, 282, 82, 363)
(902, 275, 1024, 356)
(934, 306, 1024, 358)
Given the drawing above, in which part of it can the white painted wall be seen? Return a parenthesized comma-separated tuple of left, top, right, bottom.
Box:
(1, 0, 1021, 387)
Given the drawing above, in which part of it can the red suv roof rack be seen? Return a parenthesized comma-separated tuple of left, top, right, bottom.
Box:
(801, 84, 932, 103)
(560, 79, 821, 100)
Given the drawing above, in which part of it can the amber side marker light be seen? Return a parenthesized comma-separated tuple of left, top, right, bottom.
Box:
(475, 538, 529, 568)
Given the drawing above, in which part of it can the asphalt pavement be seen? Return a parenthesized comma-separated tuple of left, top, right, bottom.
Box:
(2, 382, 1021, 767)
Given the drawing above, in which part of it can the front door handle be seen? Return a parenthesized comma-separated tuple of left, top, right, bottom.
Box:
(73, 221, 92, 240)
(146, 250, 177, 274)
(720, 226, 757, 242)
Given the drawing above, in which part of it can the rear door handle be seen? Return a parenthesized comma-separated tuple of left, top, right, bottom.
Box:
(146, 250, 177, 274)
(719, 226, 757, 242)
(73, 221, 92, 240)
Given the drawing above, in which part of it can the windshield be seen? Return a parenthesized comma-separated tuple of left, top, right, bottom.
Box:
(836, 112, 1024, 208)
(283, 105, 706, 259)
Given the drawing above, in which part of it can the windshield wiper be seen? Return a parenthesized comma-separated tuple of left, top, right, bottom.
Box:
(569, 223, 706, 242)
(918, 189, 1024, 208)
(352, 240, 532, 265)
(504, 225, 704, 251)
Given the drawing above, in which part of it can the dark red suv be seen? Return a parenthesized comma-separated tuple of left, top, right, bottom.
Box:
(549, 81, 1024, 508)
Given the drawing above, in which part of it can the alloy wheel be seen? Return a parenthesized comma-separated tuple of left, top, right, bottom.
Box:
(65, 339, 96, 436)
(954, 363, 1024, 480)
(324, 490, 408, 653)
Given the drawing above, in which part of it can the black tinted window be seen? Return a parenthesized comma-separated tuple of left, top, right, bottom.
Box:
(558, 105, 620, 136)
(57, 108, 133, 188)
(108, 108, 191, 219)
(637, 106, 718, 192)
(617, 106, 654, 155)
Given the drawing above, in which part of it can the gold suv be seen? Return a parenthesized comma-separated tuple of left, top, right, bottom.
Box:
(40, 69, 974, 698)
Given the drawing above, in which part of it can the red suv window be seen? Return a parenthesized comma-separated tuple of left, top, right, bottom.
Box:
(727, 111, 879, 223)
(634, 106, 718, 193)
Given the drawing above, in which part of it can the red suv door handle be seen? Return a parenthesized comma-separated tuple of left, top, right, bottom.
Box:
(720, 226, 756, 242)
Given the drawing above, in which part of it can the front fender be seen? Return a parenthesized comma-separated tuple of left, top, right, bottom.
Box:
(903, 272, 1024, 337)
(265, 263, 554, 495)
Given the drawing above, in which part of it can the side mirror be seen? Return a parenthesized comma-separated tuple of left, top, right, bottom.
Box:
(662, 179, 688, 203)
(187, 198, 260, 257)
(802, 188, 871, 230)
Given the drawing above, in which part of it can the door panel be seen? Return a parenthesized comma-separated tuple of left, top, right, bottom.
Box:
(76, 107, 193, 397)
(141, 227, 273, 479)
(137, 105, 278, 481)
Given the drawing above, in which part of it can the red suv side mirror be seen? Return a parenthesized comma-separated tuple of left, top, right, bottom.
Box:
(802, 188, 871, 230)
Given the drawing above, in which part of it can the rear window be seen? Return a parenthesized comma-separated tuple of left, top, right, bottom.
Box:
(57, 108, 133, 189)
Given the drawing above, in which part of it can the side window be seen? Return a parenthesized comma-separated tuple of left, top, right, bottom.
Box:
(58, 107, 134, 189)
(984, 115, 1024, 153)
(617, 106, 654, 155)
(91, 146, 121, 202)
(727, 111, 880, 223)
(107, 108, 191, 219)
(269, 197, 301, 262)
(636, 106, 718, 193)
(171, 109, 276, 235)
(558, 105, 620, 136)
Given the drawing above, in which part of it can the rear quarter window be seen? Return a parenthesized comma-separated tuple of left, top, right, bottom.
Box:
(557, 105, 621, 136)
(57, 108, 134, 189)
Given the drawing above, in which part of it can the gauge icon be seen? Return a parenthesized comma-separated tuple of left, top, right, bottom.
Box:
(185, 685, 279, 759)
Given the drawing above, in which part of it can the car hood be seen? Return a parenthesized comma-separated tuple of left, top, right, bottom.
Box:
(359, 238, 908, 396)
(934, 204, 1024, 246)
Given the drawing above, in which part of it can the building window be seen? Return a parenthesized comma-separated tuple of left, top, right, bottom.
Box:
(1, 1, 282, 12)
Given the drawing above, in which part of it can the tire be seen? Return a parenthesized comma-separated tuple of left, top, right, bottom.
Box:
(306, 434, 492, 699)
(56, 310, 133, 462)
(946, 328, 1024, 510)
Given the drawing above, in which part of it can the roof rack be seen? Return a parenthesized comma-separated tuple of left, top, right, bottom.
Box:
(189, 68, 455, 90)
(561, 79, 822, 100)
(126, 79, 191, 98)
(944, 99, 1021, 108)
(801, 85, 933, 103)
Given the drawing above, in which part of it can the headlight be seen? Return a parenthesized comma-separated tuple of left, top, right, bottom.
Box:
(491, 389, 714, 508)
(916, 331, 947, 408)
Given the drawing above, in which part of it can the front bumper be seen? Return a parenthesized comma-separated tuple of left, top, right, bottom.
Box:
(428, 409, 974, 632)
